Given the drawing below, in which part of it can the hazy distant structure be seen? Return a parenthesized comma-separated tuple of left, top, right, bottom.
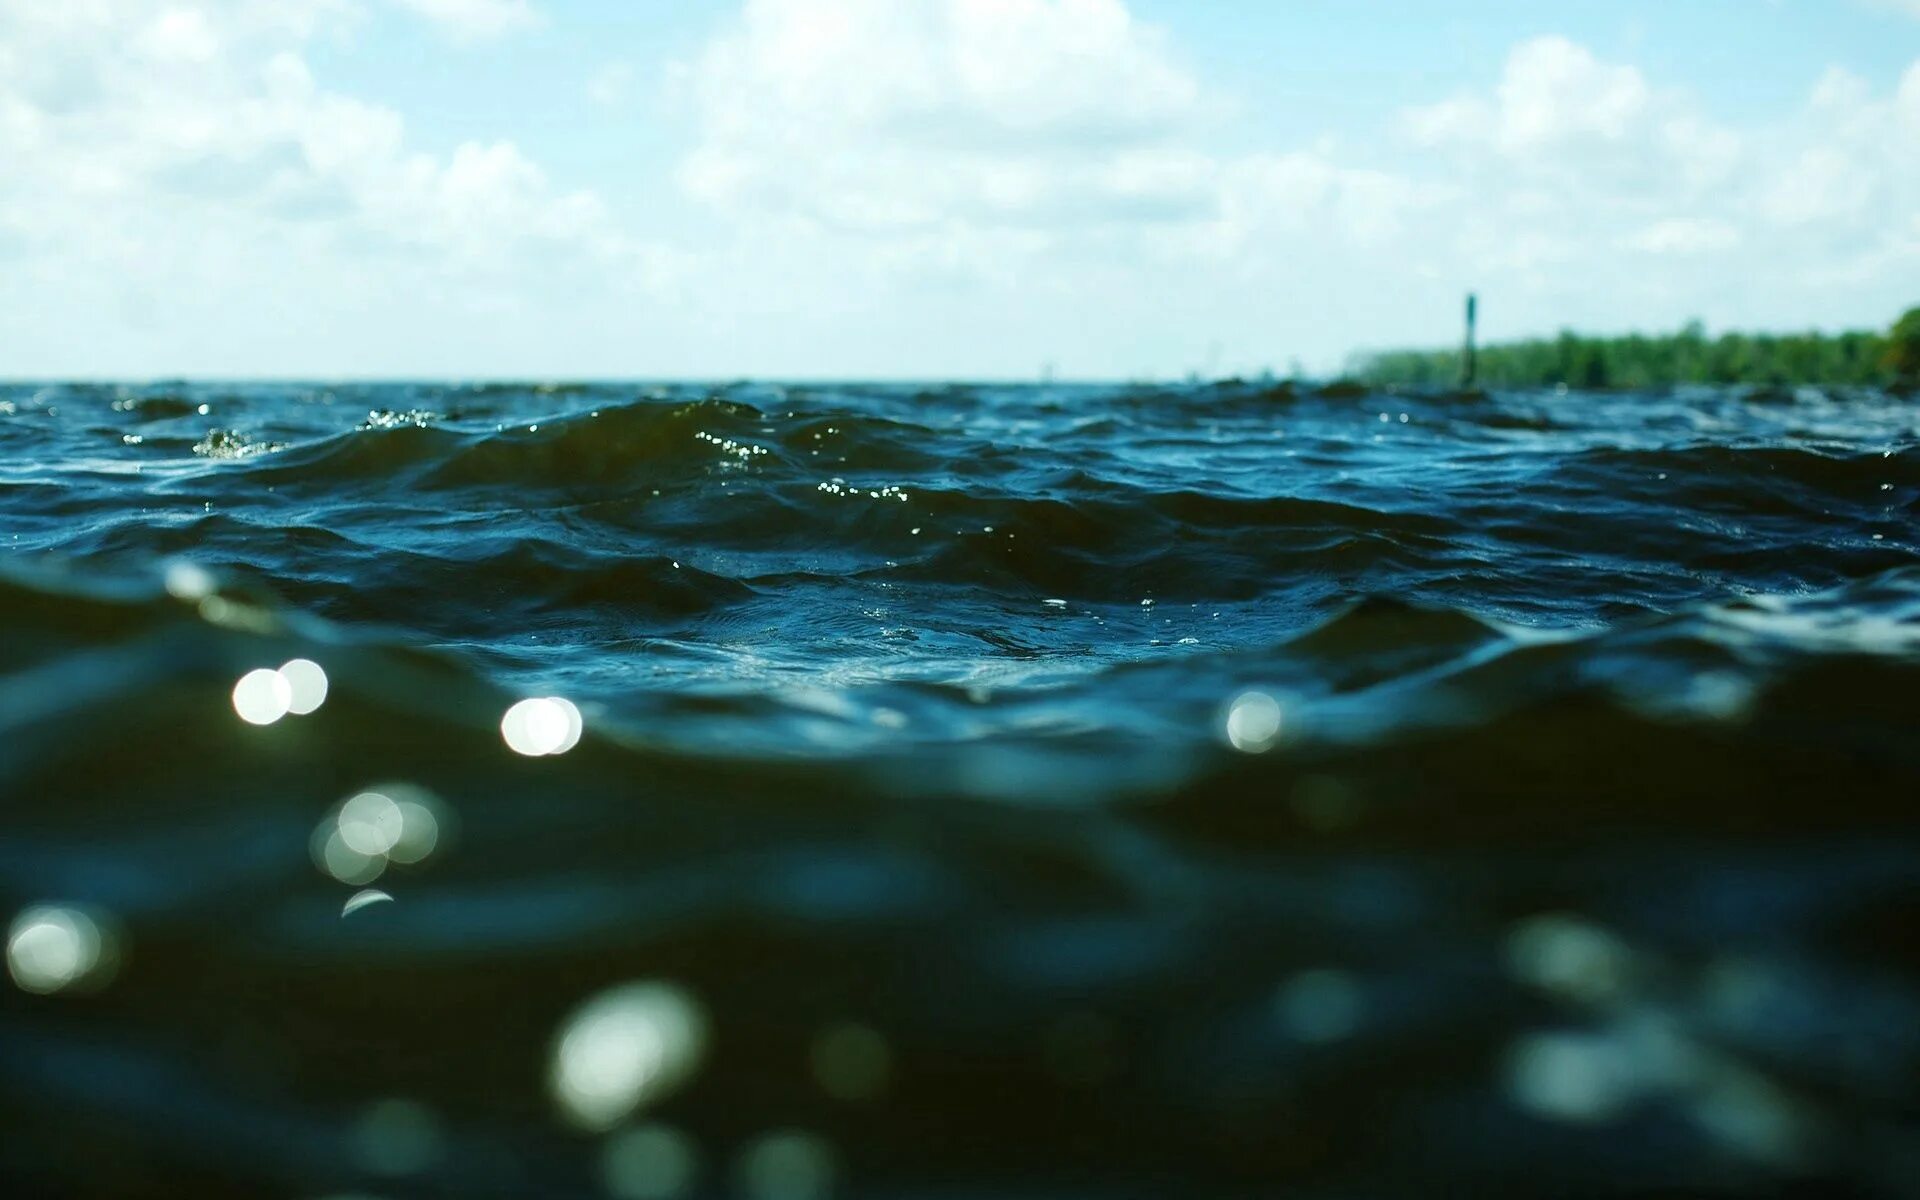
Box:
(1461, 293, 1479, 388)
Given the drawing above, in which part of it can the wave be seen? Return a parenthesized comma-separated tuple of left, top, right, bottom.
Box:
(5, 379, 1920, 1197)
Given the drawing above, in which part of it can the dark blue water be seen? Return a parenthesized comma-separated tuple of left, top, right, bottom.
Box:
(2, 379, 1917, 1198)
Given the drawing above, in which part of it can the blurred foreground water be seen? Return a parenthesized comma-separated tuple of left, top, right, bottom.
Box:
(2, 379, 1917, 1198)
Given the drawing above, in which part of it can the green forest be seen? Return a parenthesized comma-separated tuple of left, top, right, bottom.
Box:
(1356, 306, 1920, 389)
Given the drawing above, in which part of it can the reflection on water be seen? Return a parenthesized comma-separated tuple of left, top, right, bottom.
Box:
(1, 379, 1917, 1196)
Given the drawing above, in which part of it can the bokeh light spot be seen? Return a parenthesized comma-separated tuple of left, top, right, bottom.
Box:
(163, 559, 215, 600)
(1289, 774, 1363, 831)
(386, 795, 442, 865)
(279, 658, 329, 714)
(602, 1124, 700, 1200)
(1274, 969, 1364, 1043)
(352, 1098, 444, 1177)
(1507, 914, 1632, 1006)
(1223, 690, 1282, 753)
(809, 1022, 891, 1102)
(502, 696, 584, 756)
(233, 667, 293, 725)
(1507, 1032, 1638, 1124)
(313, 784, 448, 885)
(550, 982, 707, 1131)
(734, 1131, 837, 1200)
(7, 904, 118, 995)
(338, 791, 405, 857)
(312, 824, 387, 886)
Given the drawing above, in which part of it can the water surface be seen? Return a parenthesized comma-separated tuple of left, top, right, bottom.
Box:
(2, 380, 1917, 1197)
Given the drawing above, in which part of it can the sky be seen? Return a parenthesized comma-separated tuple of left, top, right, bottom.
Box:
(1, 0, 1918, 379)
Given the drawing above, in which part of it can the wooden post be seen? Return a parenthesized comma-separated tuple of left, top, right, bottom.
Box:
(1461, 293, 1479, 388)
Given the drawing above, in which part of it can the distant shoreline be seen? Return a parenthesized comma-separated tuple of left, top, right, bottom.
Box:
(1356, 309, 1920, 390)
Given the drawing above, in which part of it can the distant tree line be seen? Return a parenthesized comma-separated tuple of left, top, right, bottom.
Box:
(1354, 307, 1920, 389)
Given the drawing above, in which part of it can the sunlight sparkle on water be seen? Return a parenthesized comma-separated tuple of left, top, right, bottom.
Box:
(313, 824, 386, 885)
(232, 659, 329, 725)
(1507, 914, 1633, 1006)
(313, 784, 446, 885)
(1507, 1032, 1639, 1123)
(7, 904, 118, 994)
(502, 696, 584, 756)
(279, 658, 329, 714)
(551, 982, 707, 1131)
(163, 559, 215, 600)
(1224, 690, 1283, 753)
(338, 791, 405, 856)
(232, 667, 292, 725)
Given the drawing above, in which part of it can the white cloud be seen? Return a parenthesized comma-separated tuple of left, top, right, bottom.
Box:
(1761, 146, 1868, 225)
(677, 0, 1213, 234)
(1211, 153, 1436, 250)
(389, 0, 541, 43)
(1620, 218, 1741, 255)
(0, 1, 597, 261)
(586, 61, 634, 107)
(657, 0, 1459, 377)
(0, 0, 667, 374)
(683, 12, 1920, 364)
(1405, 37, 1651, 153)
(1757, 62, 1919, 236)
(1401, 34, 1738, 193)
(1810, 65, 1872, 113)
(0, 2, 1914, 378)
(1386, 35, 1919, 338)
(1495, 35, 1650, 150)
(667, 0, 1444, 342)
(678, 11, 1912, 333)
